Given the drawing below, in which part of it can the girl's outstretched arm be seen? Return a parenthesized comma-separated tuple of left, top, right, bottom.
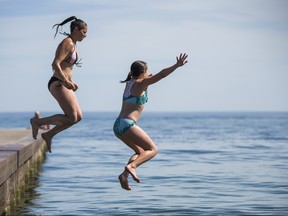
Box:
(142, 53, 188, 87)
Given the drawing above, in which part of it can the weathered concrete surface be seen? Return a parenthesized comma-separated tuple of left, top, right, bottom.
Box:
(0, 129, 46, 215)
(0, 130, 31, 146)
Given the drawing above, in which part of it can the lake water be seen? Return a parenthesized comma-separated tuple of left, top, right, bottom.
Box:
(1, 112, 288, 215)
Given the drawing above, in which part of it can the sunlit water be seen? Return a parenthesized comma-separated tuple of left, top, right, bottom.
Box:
(1, 112, 288, 215)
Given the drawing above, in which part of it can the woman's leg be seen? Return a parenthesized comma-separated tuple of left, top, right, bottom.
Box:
(31, 83, 82, 152)
(31, 114, 74, 138)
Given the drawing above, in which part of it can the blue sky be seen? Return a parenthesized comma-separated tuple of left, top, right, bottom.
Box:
(0, 0, 287, 112)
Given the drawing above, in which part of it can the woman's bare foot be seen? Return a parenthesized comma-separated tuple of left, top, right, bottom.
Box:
(41, 133, 52, 153)
(118, 171, 131, 190)
(125, 165, 140, 183)
(30, 117, 39, 139)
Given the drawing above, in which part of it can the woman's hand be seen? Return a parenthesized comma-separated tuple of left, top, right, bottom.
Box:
(63, 79, 78, 91)
(176, 53, 188, 67)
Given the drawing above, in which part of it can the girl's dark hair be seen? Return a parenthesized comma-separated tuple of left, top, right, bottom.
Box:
(120, 61, 148, 83)
(52, 16, 87, 38)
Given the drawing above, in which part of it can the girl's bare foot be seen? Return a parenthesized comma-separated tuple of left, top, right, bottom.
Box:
(30, 117, 39, 139)
(118, 172, 131, 190)
(125, 165, 140, 183)
(41, 133, 52, 153)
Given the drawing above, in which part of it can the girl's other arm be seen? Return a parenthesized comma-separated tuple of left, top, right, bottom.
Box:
(142, 53, 188, 87)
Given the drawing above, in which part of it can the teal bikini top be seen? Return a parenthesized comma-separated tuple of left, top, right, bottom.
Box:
(123, 79, 148, 105)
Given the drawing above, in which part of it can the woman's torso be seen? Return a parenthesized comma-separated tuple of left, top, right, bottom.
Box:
(52, 38, 78, 81)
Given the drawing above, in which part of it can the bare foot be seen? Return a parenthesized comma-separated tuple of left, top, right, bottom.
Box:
(41, 133, 52, 153)
(30, 117, 39, 139)
(118, 172, 131, 190)
(125, 165, 140, 183)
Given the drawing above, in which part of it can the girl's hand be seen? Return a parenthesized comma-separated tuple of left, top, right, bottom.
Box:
(176, 53, 188, 67)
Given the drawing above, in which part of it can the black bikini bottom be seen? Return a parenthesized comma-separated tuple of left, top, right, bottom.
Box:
(48, 76, 62, 90)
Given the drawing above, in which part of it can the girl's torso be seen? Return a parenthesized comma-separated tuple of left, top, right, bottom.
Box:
(119, 79, 148, 122)
(123, 79, 148, 105)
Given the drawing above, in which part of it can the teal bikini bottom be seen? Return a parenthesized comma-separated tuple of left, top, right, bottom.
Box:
(113, 118, 136, 136)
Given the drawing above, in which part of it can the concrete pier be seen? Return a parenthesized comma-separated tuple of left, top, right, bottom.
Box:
(0, 129, 46, 215)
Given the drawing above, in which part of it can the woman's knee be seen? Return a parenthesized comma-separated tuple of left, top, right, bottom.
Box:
(77, 113, 83, 122)
(67, 113, 82, 124)
(152, 146, 158, 156)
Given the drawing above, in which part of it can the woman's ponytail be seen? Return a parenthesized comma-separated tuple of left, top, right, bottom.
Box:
(53, 16, 86, 38)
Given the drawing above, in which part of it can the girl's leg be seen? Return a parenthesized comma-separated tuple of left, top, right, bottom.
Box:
(119, 125, 158, 183)
(118, 154, 139, 190)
